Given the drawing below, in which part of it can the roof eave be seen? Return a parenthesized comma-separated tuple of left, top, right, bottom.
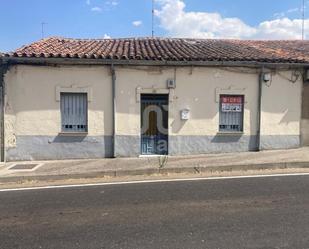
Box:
(2, 56, 308, 68)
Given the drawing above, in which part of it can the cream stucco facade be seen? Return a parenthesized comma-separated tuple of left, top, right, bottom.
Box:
(4, 65, 113, 160)
(260, 71, 302, 149)
(2, 64, 304, 161)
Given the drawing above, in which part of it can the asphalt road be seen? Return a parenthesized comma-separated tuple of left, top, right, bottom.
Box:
(1, 175, 309, 249)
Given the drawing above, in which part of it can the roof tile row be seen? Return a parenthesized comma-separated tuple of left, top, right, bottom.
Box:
(4, 37, 309, 63)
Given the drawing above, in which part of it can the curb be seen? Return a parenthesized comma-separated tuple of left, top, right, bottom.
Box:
(1, 161, 309, 184)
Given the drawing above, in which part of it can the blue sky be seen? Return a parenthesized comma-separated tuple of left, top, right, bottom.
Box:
(0, 0, 307, 52)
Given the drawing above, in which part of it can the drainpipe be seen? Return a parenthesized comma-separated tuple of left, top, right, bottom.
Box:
(256, 68, 263, 151)
(111, 63, 116, 158)
(0, 61, 8, 162)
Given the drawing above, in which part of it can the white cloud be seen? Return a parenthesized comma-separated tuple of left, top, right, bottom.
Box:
(256, 18, 306, 39)
(273, 7, 300, 19)
(132, 20, 143, 27)
(287, 7, 299, 13)
(155, 0, 255, 39)
(88, 1, 118, 13)
(103, 34, 111, 39)
(273, 12, 285, 19)
(155, 0, 308, 40)
(106, 0, 118, 6)
(91, 6, 102, 12)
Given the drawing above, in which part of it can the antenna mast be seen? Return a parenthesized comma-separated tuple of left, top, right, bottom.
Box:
(302, 0, 305, 40)
(41, 22, 47, 39)
(152, 0, 154, 37)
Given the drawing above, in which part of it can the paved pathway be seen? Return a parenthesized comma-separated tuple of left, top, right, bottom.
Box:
(1, 148, 309, 181)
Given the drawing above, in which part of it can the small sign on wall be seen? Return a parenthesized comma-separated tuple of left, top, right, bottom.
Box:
(221, 96, 243, 112)
(181, 109, 190, 120)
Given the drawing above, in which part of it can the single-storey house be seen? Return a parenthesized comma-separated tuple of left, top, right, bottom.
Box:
(0, 37, 309, 161)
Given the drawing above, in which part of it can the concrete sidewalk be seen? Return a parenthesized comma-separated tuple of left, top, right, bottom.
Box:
(1, 147, 309, 183)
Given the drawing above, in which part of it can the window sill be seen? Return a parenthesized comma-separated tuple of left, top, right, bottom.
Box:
(58, 132, 88, 137)
(216, 131, 244, 136)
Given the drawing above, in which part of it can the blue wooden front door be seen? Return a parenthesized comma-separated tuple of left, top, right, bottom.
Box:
(141, 94, 168, 155)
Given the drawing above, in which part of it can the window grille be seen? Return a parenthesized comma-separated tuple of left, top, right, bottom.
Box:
(61, 93, 88, 132)
(219, 95, 244, 132)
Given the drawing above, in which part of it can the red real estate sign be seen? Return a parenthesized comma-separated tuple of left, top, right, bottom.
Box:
(221, 96, 243, 112)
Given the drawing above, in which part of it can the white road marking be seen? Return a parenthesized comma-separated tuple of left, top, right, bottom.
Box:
(1, 172, 309, 192)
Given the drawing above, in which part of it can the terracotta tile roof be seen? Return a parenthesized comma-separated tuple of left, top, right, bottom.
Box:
(5, 37, 309, 64)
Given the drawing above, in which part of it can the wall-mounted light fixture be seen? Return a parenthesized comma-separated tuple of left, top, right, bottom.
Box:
(167, 79, 176, 89)
(263, 72, 271, 82)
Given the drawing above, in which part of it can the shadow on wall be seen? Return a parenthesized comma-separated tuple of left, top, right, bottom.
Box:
(211, 134, 242, 143)
(53, 135, 88, 143)
(261, 74, 301, 124)
(302, 84, 309, 119)
(171, 117, 186, 133)
(279, 109, 300, 124)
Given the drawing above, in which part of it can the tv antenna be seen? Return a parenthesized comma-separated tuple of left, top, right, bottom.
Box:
(41, 22, 47, 39)
(302, 0, 305, 40)
(152, 0, 154, 37)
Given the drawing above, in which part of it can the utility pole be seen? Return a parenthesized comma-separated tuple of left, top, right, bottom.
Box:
(302, 0, 305, 40)
(152, 0, 154, 37)
(41, 22, 47, 39)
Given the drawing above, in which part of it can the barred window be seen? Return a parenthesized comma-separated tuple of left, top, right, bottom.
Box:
(61, 93, 88, 132)
(219, 95, 244, 132)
